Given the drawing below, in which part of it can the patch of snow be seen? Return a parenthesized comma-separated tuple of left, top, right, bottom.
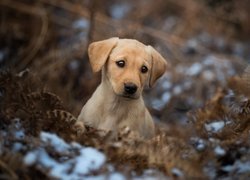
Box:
(110, 3, 131, 19)
(171, 168, 184, 177)
(202, 55, 218, 66)
(162, 81, 172, 90)
(202, 55, 235, 80)
(190, 137, 206, 151)
(186, 63, 203, 76)
(72, 18, 89, 29)
(40, 132, 70, 153)
(74, 147, 106, 175)
(12, 142, 23, 152)
(133, 169, 167, 180)
(71, 142, 82, 149)
(152, 99, 165, 110)
(109, 173, 126, 180)
(24, 150, 39, 165)
(186, 39, 198, 50)
(24, 132, 107, 179)
(161, 92, 171, 104)
(208, 138, 220, 144)
(202, 70, 215, 81)
(84, 175, 106, 180)
(173, 85, 182, 95)
(205, 121, 225, 133)
(214, 146, 226, 156)
(222, 160, 250, 173)
(15, 130, 25, 139)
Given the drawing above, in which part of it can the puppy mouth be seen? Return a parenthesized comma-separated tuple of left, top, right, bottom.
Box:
(120, 93, 139, 100)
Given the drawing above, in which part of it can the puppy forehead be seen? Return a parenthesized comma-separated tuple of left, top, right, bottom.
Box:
(110, 39, 150, 61)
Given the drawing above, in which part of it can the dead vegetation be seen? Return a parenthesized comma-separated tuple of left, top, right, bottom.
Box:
(0, 0, 250, 179)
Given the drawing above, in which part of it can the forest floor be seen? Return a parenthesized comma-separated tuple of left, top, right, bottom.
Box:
(0, 0, 250, 179)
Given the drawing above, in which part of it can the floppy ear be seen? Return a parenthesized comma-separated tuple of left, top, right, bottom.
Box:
(88, 37, 119, 72)
(147, 45, 168, 87)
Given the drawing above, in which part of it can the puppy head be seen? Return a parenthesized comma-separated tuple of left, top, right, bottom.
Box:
(88, 37, 168, 99)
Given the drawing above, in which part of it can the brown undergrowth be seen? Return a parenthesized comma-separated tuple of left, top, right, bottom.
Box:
(1, 0, 250, 179)
(0, 67, 250, 179)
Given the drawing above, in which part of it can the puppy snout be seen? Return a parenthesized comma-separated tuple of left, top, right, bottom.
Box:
(124, 83, 138, 95)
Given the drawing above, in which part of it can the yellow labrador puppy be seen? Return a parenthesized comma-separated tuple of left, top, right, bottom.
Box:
(77, 37, 168, 139)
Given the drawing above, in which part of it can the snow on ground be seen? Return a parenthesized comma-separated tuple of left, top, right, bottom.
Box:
(222, 160, 250, 174)
(24, 132, 107, 179)
(205, 121, 225, 133)
(214, 146, 226, 156)
(22, 131, 170, 179)
(0, 117, 170, 179)
(190, 137, 206, 152)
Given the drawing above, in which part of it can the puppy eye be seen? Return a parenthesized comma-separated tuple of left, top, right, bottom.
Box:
(116, 60, 125, 68)
(141, 65, 148, 73)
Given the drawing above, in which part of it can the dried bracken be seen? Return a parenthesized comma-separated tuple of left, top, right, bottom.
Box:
(1, 0, 250, 179)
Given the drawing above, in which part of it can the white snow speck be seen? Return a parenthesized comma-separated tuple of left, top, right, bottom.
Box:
(12, 142, 23, 152)
(187, 39, 198, 49)
(171, 168, 184, 177)
(161, 92, 171, 104)
(14, 130, 25, 139)
(24, 150, 38, 165)
(203, 55, 217, 66)
(73, 18, 89, 29)
(214, 146, 226, 156)
(202, 70, 215, 81)
(191, 137, 206, 151)
(173, 85, 182, 95)
(186, 63, 202, 76)
(152, 99, 165, 110)
(110, 3, 131, 19)
(205, 121, 225, 133)
(197, 143, 205, 151)
(162, 81, 172, 90)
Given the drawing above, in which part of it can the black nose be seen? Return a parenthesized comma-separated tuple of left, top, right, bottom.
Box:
(124, 83, 138, 95)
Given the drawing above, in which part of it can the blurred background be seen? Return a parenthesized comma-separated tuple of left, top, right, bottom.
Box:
(0, 0, 249, 125)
